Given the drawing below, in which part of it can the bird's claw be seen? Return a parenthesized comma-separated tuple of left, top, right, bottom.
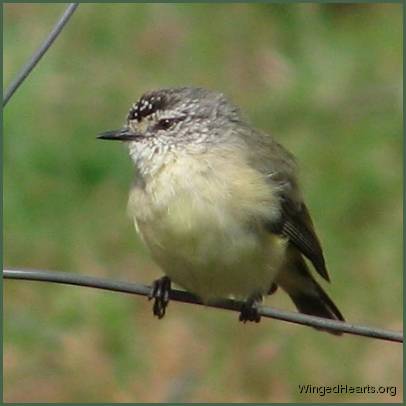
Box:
(149, 276, 171, 319)
(239, 293, 262, 323)
(268, 283, 278, 295)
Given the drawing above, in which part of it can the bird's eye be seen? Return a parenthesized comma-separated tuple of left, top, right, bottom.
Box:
(156, 118, 174, 131)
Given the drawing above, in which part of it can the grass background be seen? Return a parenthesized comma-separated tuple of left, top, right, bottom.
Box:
(3, 3, 402, 402)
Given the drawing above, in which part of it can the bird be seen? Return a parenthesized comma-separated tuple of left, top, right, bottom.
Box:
(98, 86, 344, 332)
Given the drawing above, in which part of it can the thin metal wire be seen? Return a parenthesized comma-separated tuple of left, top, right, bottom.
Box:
(3, 3, 79, 107)
(3, 268, 403, 343)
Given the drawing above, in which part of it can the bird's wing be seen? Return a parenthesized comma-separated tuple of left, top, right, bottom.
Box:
(243, 127, 330, 281)
(267, 198, 330, 282)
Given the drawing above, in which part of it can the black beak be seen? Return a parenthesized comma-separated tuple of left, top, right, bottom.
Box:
(97, 128, 143, 141)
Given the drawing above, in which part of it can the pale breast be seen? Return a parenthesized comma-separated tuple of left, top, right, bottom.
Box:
(128, 148, 286, 300)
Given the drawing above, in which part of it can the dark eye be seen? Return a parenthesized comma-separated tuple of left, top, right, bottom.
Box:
(157, 118, 174, 130)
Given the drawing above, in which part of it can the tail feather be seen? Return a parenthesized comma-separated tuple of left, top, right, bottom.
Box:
(289, 279, 344, 321)
(277, 249, 344, 335)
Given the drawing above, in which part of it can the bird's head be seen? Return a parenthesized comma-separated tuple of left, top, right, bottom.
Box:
(98, 87, 243, 175)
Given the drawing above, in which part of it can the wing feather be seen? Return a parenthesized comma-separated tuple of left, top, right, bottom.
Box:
(241, 126, 330, 281)
(268, 197, 330, 282)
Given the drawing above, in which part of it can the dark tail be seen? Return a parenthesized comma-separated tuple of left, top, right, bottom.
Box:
(276, 249, 344, 335)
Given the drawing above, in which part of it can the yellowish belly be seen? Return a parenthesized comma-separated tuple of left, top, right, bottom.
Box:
(128, 150, 286, 301)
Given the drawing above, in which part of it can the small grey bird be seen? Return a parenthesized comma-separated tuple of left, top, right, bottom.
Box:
(98, 87, 344, 331)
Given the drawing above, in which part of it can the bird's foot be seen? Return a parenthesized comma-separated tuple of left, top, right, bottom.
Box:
(149, 276, 171, 319)
(239, 293, 262, 323)
(268, 283, 278, 295)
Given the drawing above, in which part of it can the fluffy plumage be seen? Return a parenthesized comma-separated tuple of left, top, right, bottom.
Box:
(101, 87, 344, 330)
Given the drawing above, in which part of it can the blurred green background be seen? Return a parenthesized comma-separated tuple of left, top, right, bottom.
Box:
(3, 3, 402, 402)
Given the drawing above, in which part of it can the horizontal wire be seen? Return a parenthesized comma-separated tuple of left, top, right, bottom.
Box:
(3, 268, 403, 343)
(3, 3, 79, 107)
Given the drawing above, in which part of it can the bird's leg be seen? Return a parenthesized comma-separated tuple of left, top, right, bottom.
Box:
(149, 276, 171, 319)
(268, 282, 278, 295)
(239, 292, 262, 323)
